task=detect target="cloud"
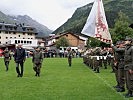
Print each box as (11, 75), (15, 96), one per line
(0, 0), (94, 30)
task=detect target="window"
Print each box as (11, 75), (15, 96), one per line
(27, 41), (29, 44)
(14, 37), (16, 39)
(23, 38), (25, 39)
(5, 31), (8, 34)
(24, 41), (26, 44)
(21, 40), (23, 43)
(10, 37), (12, 39)
(28, 38), (30, 39)
(6, 42), (8, 44)
(6, 37), (8, 39)
(18, 35), (20, 37)
(31, 38), (33, 39)
(23, 33), (25, 35)
(0, 31), (1, 33)
(15, 40), (17, 44)
(9, 32), (11, 34)
(0, 41), (1, 44)
(29, 41), (32, 44)
(13, 32), (16, 34)
(18, 40), (20, 43)
(0, 26), (2, 29)
(0, 36), (1, 39)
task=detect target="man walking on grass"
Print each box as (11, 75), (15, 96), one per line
(14, 44), (26, 77)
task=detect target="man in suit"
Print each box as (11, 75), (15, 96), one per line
(14, 44), (26, 77)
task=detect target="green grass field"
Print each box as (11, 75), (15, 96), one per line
(0, 58), (131, 100)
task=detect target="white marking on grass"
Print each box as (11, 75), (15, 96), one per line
(84, 65), (128, 100)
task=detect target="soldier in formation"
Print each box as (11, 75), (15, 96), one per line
(112, 41), (125, 92)
(124, 37), (133, 98)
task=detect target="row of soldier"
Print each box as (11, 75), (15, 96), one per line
(83, 47), (114, 73)
(83, 37), (133, 98)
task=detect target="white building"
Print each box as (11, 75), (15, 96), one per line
(0, 22), (45, 49)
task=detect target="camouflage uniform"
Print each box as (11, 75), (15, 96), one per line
(32, 48), (43, 77)
(3, 48), (11, 71)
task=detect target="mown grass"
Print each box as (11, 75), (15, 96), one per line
(0, 58), (130, 100)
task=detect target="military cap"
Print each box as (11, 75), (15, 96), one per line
(125, 36), (132, 41)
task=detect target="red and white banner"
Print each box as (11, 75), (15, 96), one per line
(81, 0), (112, 44)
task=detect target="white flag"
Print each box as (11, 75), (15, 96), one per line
(81, 0), (112, 43)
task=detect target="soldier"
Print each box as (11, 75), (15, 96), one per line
(3, 47), (11, 71)
(67, 47), (73, 66)
(32, 46), (43, 77)
(14, 44), (26, 77)
(93, 47), (101, 73)
(124, 37), (133, 98)
(101, 47), (108, 69)
(112, 41), (121, 89)
(112, 41), (125, 92)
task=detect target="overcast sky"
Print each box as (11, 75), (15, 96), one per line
(0, 0), (94, 30)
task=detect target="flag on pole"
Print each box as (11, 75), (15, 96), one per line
(81, 0), (112, 44)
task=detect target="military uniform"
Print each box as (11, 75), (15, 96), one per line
(93, 48), (101, 73)
(3, 48), (11, 71)
(113, 45), (125, 92)
(112, 45), (120, 89)
(124, 38), (133, 97)
(101, 49), (108, 69)
(32, 48), (43, 77)
(67, 49), (73, 66)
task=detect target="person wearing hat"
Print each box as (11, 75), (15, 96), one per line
(14, 44), (26, 77)
(124, 36), (133, 98)
(32, 46), (43, 77)
(112, 41), (125, 92)
(3, 47), (11, 71)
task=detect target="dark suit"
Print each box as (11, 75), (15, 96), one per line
(14, 47), (26, 77)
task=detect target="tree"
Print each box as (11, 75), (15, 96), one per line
(111, 11), (133, 44)
(55, 37), (69, 49)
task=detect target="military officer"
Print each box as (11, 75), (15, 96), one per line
(3, 47), (11, 71)
(32, 46), (43, 77)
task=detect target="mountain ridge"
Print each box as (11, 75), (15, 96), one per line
(0, 11), (52, 37)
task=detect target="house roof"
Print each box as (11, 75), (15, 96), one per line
(0, 22), (38, 34)
(48, 32), (85, 41)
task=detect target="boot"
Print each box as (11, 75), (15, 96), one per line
(117, 87), (125, 92)
(125, 90), (133, 98)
